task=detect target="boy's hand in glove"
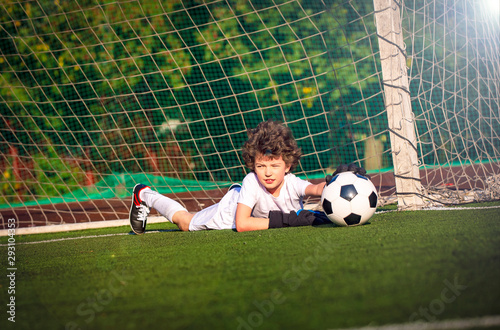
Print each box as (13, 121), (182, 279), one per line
(325, 163), (370, 186)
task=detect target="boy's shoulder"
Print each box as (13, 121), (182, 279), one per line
(241, 172), (257, 185)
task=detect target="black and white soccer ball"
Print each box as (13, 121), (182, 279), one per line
(321, 171), (378, 226)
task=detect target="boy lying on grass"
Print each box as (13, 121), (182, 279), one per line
(129, 120), (367, 234)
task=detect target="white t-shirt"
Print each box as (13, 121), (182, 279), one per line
(237, 172), (312, 218)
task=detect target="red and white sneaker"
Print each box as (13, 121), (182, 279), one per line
(129, 183), (150, 235)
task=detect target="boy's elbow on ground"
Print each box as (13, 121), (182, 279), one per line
(235, 221), (249, 232)
(235, 219), (256, 232)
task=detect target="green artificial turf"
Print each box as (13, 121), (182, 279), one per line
(1, 204), (500, 330)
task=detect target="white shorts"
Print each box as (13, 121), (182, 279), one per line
(188, 185), (241, 231)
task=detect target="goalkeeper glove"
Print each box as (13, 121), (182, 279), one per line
(325, 163), (370, 186)
(268, 210), (330, 229)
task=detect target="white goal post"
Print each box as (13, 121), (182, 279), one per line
(373, 0), (424, 210)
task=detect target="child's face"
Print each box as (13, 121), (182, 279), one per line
(254, 153), (291, 197)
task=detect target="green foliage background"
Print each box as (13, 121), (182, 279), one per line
(0, 0), (386, 204)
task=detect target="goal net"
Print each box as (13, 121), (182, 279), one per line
(1, 0), (499, 229)
(404, 0), (500, 205)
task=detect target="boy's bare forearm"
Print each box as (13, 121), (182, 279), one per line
(235, 203), (270, 232)
(305, 182), (326, 197)
(235, 216), (270, 232)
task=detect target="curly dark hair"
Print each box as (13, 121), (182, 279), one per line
(242, 120), (302, 172)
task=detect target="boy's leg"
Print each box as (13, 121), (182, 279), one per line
(129, 184), (192, 233)
(171, 211), (193, 232)
(130, 183), (240, 233)
(188, 184), (240, 231)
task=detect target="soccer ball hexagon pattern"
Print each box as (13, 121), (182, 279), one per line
(321, 171), (378, 226)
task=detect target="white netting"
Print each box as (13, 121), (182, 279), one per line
(0, 0), (498, 228)
(403, 0), (500, 205)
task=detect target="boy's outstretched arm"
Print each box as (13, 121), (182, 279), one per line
(235, 203), (270, 232)
(235, 195), (330, 232)
(305, 182), (326, 197)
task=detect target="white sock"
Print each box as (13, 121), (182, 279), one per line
(139, 188), (187, 223)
